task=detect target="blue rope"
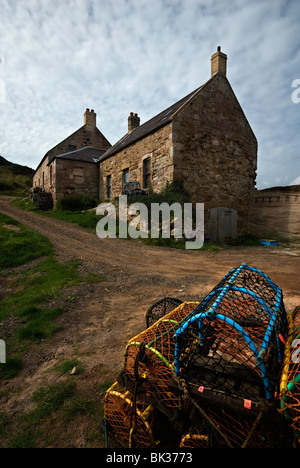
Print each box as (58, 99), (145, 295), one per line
(173, 263), (284, 401)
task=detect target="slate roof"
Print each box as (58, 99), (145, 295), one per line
(54, 147), (106, 164)
(99, 84), (204, 162)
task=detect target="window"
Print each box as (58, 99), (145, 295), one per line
(42, 172), (45, 188)
(143, 158), (151, 188)
(73, 167), (84, 184)
(50, 165), (53, 186)
(107, 175), (112, 198)
(68, 144), (77, 152)
(123, 168), (129, 186)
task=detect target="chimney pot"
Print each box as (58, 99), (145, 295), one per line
(84, 108), (97, 127)
(128, 112), (140, 133)
(211, 47), (227, 77)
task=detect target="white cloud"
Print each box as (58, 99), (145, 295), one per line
(290, 176), (300, 186)
(0, 0), (299, 190)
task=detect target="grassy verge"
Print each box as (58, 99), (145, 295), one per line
(13, 197), (100, 230)
(13, 186), (223, 251)
(0, 212), (110, 447)
(1, 377), (114, 448)
(0, 212), (105, 379)
(0, 212), (53, 269)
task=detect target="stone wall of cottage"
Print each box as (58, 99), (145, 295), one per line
(249, 186), (300, 241)
(33, 158), (99, 202)
(46, 126), (111, 163)
(99, 123), (173, 200)
(33, 125), (110, 191)
(172, 73), (257, 235)
(33, 157), (55, 198)
(55, 159), (99, 201)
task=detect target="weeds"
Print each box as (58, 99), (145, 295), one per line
(0, 211), (110, 447)
(3, 379), (106, 448)
(13, 198), (100, 230)
(0, 214), (105, 380)
(8, 381), (76, 448)
(0, 213), (53, 269)
(51, 359), (83, 375)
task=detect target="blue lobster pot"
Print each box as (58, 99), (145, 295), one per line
(174, 263), (287, 411)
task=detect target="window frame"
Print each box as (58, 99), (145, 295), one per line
(143, 157), (151, 189)
(123, 168), (129, 186)
(106, 175), (112, 198)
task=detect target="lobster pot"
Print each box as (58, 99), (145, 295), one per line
(174, 264), (287, 411)
(146, 297), (183, 328)
(199, 406), (268, 448)
(122, 302), (200, 410)
(32, 191), (53, 210)
(280, 306), (300, 438)
(104, 382), (156, 448)
(180, 406), (267, 448)
(180, 426), (209, 448)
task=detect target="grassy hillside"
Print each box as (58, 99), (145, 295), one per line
(0, 156), (34, 195)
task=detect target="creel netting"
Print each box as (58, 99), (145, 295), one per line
(174, 263), (287, 409)
(120, 301), (200, 410)
(280, 305), (300, 438)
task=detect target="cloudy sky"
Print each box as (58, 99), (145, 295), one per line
(0, 0), (299, 189)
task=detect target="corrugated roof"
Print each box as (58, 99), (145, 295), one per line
(99, 85), (203, 161)
(54, 147), (106, 164)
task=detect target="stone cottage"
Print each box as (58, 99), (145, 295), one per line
(33, 108), (111, 200)
(99, 48), (257, 241)
(33, 48), (258, 241)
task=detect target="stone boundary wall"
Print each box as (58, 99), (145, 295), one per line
(249, 185), (300, 241)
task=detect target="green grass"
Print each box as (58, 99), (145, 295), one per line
(0, 213), (105, 380)
(0, 357), (23, 379)
(0, 210), (109, 447)
(0, 254), (103, 379)
(14, 198), (100, 230)
(0, 213), (53, 270)
(8, 381), (76, 448)
(0, 156), (33, 197)
(0, 412), (9, 437)
(229, 233), (260, 246)
(0, 257), (81, 322)
(14, 181), (191, 235)
(13, 183), (223, 251)
(4, 379), (105, 448)
(51, 359), (83, 375)
(141, 236), (223, 251)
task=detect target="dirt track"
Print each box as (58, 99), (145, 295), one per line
(0, 196), (299, 446)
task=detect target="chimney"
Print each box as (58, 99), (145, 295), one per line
(211, 46), (227, 77)
(128, 112), (140, 133)
(84, 108), (97, 127)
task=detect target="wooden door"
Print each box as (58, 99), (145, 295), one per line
(207, 207), (237, 243)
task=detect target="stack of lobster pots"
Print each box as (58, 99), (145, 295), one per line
(104, 264), (299, 448)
